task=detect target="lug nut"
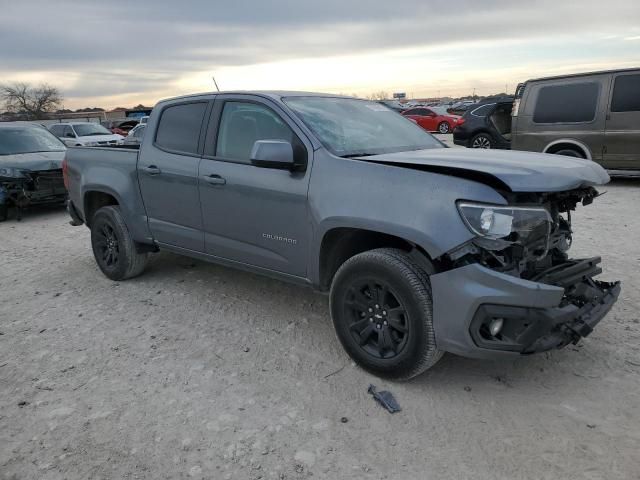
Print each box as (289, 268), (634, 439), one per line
(368, 307), (373, 312)
(383, 321), (388, 325)
(376, 324), (381, 329)
(369, 318), (374, 322)
(382, 310), (387, 316)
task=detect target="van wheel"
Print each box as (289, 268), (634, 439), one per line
(91, 206), (148, 281)
(471, 133), (493, 149)
(330, 248), (443, 380)
(554, 148), (585, 159)
(438, 122), (450, 134)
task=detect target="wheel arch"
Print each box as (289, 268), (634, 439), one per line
(83, 189), (120, 227)
(317, 226), (436, 292)
(543, 139), (592, 160)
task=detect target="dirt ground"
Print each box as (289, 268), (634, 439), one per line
(1, 178), (639, 480)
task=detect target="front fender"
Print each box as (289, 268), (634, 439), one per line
(307, 149), (507, 286)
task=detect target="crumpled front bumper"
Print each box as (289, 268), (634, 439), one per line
(430, 257), (620, 359)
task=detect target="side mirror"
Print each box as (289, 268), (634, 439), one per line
(65, 132), (75, 138)
(250, 140), (295, 170)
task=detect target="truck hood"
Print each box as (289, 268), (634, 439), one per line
(359, 148), (610, 192)
(0, 150), (65, 171)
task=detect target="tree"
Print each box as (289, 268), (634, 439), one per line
(0, 82), (63, 119)
(367, 90), (390, 101)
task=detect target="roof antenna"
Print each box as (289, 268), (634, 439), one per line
(212, 76), (220, 92)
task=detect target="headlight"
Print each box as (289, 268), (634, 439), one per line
(457, 202), (552, 252)
(85, 141), (99, 146)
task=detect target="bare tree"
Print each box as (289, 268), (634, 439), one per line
(367, 90), (390, 101)
(0, 82), (63, 119)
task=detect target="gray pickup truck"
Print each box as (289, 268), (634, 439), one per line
(65, 92), (620, 379)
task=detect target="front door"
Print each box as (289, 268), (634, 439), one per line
(137, 100), (209, 251)
(604, 72), (640, 169)
(198, 95), (312, 277)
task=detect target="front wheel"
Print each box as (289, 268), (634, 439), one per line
(330, 248), (443, 380)
(438, 121), (450, 134)
(91, 205), (148, 281)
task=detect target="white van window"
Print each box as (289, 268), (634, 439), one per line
(533, 83), (599, 123)
(611, 74), (640, 112)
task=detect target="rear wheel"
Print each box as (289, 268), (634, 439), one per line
(470, 133), (493, 149)
(554, 148), (585, 159)
(330, 248), (442, 380)
(438, 122), (450, 134)
(91, 206), (148, 281)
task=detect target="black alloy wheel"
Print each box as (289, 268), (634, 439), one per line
(344, 278), (410, 359)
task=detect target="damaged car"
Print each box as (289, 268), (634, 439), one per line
(64, 92), (620, 379)
(0, 123), (67, 221)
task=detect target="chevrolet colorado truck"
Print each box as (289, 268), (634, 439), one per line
(64, 92), (621, 379)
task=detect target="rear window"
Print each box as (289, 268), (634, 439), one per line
(155, 102), (207, 154)
(533, 82), (600, 123)
(470, 104), (495, 117)
(611, 74), (640, 112)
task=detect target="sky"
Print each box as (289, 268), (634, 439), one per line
(1, 0), (639, 110)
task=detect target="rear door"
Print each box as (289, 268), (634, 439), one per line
(197, 94), (312, 277)
(604, 72), (640, 169)
(137, 100), (211, 251)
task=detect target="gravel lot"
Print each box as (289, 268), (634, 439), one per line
(1, 175), (639, 480)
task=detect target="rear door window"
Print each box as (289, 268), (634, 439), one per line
(155, 102), (207, 154)
(611, 74), (640, 112)
(533, 82), (600, 123)
(470, 104), (495, 117)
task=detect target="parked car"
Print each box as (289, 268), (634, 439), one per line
(0, 123), (67, 221)
(447, 100), (477, 116)
(49, 122), (124, 147)
(376, 100), (406, 113)
(511, 68), (640, 171)
(101, 119), (139, 136)
(123, 124), (146, 146)
(402, 106), (461, 133)
(453, 96), (514, 149)
(65, 92), (619, 380)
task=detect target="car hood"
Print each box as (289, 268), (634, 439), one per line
(0, 150), (65, 171)
(358, 148), (610, 192)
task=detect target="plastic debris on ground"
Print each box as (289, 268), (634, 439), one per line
(368, 384), (401, 413)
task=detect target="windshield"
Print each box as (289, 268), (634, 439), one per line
(73, 123), (113, 137)
(0, 125), (66, 155)
(284, 97), (443, 157)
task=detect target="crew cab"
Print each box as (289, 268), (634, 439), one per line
(64, 91), (620, 379)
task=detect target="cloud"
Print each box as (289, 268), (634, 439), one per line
(1, 0), (639, 107)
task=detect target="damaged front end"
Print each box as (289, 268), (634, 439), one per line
(431, 187), (621, 357)
(0, 167), (67, 221)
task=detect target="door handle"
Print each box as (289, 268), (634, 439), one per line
(144, 165), (161, 175)
(202, 174), (226, 186)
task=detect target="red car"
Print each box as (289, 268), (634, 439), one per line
(402, 106), (461, 134)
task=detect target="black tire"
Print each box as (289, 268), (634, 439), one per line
(330, 248), (443, 380)
(437, 122), (450, 134)
(554, 148), (585, 159)
(470, 133), (493, 149)
(90, 205), (148, 281)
